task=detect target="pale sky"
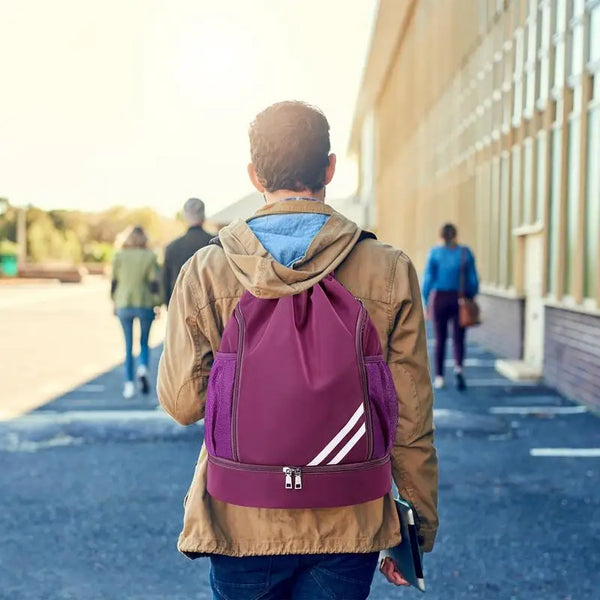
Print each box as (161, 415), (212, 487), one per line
(0, 0), (377, 218)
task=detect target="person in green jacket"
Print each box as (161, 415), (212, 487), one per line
(111, 225), (161, 399)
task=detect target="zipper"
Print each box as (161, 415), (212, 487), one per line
(282, 467), (302, 489)
(283, 467), (293, 489)
(356, 306), (373, 459)
(231, 305), (245, 461)
(209, 455), (390, 490)
(294, 467), (302, 489)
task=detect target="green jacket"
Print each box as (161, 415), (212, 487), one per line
(111, 248), (161, 309)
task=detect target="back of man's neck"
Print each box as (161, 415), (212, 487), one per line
(265, 189), (325, 204)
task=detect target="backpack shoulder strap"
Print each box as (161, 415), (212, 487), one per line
(356, 230), (377, 244)
(209, 236), (223, 248)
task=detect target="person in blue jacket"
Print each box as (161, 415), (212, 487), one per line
(422, 223), (479, 390)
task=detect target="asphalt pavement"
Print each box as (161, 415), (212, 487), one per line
(1, 327), (599, 599)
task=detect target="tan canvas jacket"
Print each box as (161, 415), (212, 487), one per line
(157, 200), (439, 557)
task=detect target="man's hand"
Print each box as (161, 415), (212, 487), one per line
(379, 556), (410, 587)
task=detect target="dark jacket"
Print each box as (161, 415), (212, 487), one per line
(163, 225), (212, 305)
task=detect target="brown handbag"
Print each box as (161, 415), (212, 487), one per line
(458, 247), (481, 328)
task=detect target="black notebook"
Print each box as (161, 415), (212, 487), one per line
(382, 497), (426, 592)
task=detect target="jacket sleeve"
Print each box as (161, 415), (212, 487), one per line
(157, 263), (213, 425)
(421, 248), (436, 305)
(110, 253), (119, 300)
(387, 252), (439, 552)
(147, 253), (162, 307)
(162, 247), (173, 307)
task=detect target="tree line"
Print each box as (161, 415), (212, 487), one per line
(0, 198), (185, 264)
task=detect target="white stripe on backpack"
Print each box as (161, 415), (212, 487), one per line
(327, 423), (367, 465)
(307, 404), (365, 466)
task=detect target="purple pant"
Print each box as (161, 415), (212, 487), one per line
(431, 290), (466, 377)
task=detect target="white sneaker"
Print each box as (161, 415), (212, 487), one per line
(137, 365), (150, 395)
(433, 376), (445, 389)
(123, 381), (136, 399)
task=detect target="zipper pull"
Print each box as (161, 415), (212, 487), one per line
(294, 468), (302, 490)
(283, 467), (293, 489)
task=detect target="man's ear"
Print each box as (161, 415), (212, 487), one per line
(248, 163), (266, 193)
(324, 154), (336, 186)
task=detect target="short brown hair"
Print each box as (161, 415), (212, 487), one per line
(248, 101), (331, 193)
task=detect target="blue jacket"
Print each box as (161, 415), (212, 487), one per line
(422, 245), (479, 305)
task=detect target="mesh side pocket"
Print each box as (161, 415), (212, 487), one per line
(366, 360), (399, 456)
(205, 355), (236, 460)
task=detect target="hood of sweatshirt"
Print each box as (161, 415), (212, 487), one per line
(216, 200), (361, 298)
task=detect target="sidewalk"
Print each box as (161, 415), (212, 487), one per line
(0, 335), (598, 599)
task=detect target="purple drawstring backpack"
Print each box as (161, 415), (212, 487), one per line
(204, 233), (398, 509)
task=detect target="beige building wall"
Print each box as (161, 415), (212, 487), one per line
(351, 0), (600, 403)
(352, 0), (600, 310)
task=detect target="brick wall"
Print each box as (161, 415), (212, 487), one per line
(470, 293), (525, 359)
(544, 307), (600, 409)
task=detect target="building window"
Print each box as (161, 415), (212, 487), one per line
(547, 127), (562, 295)
(567, 0), (585, 81)
(522, 138), (534, 224)
(491, 158), (501, 285)
(480, 0), (489, 34)
(568, 22), (584, 78)
(537, 54), (550, 105)
(584, 106), (600, 299)
(555, 0), (567, 34)
(554, 38), (566, 90)
(526, 12), (537, 65)
(589, 1), (600, 65)
(513, 28), (525, 124)
(552, 0), (568, 91)
(508, 146), (520, 286)
(536, 1), (552, 107)
(535, 130), (547, 223)
(478, 161), (493, 283)
(499, 154), (511, 287)
(540, 2), (552, 50)
(584, 2), (600, 301)
(524, 9), (537, 116)
(564, 116), (581, 296)
(513, 79), (524, 122)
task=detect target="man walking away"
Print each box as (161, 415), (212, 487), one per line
(162, 198), (212, 306)
(158, 101), (438, 599)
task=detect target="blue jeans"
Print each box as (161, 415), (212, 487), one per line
(209, 552), (379, 600)
(116, 307), (155, 382)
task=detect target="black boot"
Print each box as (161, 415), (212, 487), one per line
(454, 371), (466, 391)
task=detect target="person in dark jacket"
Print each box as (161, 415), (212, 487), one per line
(422, 223), (479, 391)
(163, 198), (212, 306)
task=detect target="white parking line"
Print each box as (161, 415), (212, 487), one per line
(490, 405), (587, 415)
(79, 384), (105, 393)
(530, 448), (600, 457)
(465, 378), (537, 387)
(444, 359), (496, 367)
(2, 410), (175, 425)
